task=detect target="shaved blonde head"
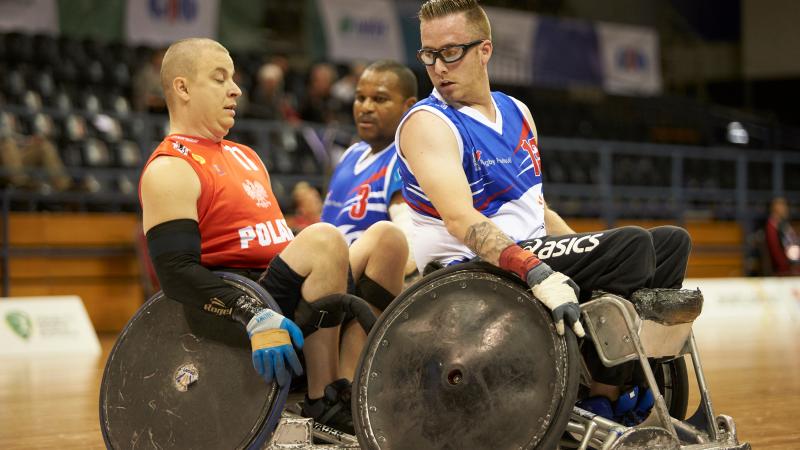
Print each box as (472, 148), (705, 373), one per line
(160, 38), (229, 105)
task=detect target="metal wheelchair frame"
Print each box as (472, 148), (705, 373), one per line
(561, 293), (750, 450)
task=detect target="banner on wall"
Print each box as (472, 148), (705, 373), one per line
(484, 7), (538, 85)
(125, 0), (219, 46)
(532, 17), (603, 89)
(0, 296), (101, 356)
(597, 22), (662, 95)
(685, 277), (800, 345)
(0, 0), (58, 34)
(685, 276), (800, 313)
(317, 0), (404, 63)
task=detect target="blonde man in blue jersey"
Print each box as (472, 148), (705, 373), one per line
(397, 0), (692, 424)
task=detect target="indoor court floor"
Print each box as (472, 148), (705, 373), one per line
(1, 284), (799, 449)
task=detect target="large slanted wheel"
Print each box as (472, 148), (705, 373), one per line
(652, 357), (689, 420)
(353, 262), (581, 450)
(100, 272), (288, 450)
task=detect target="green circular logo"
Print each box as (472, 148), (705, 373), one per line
(5, 311), (32, 340)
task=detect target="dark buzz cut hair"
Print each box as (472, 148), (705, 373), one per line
(364, 60), (418, 100)
(418, 0), (491, 40)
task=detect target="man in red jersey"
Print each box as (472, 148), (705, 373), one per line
(139, 38), (407, 434)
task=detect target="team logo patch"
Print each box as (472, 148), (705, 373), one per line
(191, 153), (206, 165)
(172, 141), (189, 155)
(203, 298), (232, 316)
(472, 149), (482, 171)
(173, 363), (199, 392)
(522, 233), (604, 259)
(5, 310), (32, 340)
(242, 180), (272, 208)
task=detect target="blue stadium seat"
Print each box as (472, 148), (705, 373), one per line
(114, 140), (143, 168)
(82, 137), (112, 167)
(3, 68), (26, 102)
(31, 112), (58, 140)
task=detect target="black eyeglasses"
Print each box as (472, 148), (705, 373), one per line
(416, 39), (485, 66)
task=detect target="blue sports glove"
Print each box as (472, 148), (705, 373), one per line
(246, 308), (305, 387)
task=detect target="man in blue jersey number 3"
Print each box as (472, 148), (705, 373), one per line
(321, 60), (419, 378)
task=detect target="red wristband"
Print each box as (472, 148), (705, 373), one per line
(498, 244), (541, 280)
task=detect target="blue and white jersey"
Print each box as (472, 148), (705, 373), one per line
(321, 141), (403, 245)
(396, 89), (547, 270)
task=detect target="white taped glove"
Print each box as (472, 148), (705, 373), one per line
(526, 263), (585, 337)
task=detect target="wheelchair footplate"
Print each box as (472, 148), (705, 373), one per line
(266, 407), (360, 449)
(571, 290), (751, 450)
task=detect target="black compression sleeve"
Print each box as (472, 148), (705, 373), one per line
(146, 219), (261, 324)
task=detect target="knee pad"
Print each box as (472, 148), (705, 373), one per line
(294, 293), (377, 337)
(356, 274), (396, 311)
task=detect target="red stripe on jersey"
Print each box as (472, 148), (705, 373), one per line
(409, 200), (441, 219)
(475, 184), (514, 211)
(513, 119), (533, 154)
(349, 166), (388, 194)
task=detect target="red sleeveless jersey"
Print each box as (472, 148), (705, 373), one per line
(141, 134), (293, 269)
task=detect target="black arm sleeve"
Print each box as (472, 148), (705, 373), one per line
(145, 219), (262, 325)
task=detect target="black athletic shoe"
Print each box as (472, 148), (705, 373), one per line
(301, 378), (354, 435)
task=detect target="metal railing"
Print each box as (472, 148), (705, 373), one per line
(3, 114), (800, 296)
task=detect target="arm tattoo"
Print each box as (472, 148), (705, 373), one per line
(464, 221), (515, 265)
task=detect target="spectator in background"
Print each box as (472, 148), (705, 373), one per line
(248, 63), (299, 123)
(0, 111), (71, 192)
(299, 63), (343, 124)
(132, 48), (167, 113)
(289, 181), (322, 232)
(765, 197), (800, 275)
(330, 61), (366, 121)
(270, 53), (305, 101)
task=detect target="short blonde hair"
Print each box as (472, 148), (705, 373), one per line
(418, 0), (491, 40)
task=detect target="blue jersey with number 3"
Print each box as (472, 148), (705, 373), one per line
(321, 142), (403, 245)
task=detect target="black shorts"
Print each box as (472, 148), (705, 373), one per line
(213, 257), (305, 321)
(257, 256), (306, 320)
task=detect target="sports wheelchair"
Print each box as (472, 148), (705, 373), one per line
(353, 262), (750, 450)
(99, 264), (749, 449)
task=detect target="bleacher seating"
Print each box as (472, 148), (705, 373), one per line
(1, 32), (352, 214)
(1, 30), (799, 236)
